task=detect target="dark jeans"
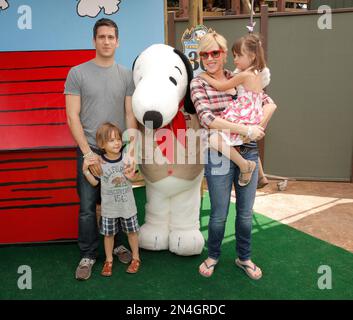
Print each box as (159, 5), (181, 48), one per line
(205, 146), (259, 261)
(76, 148), (123, 259)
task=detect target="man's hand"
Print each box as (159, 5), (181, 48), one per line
(82, 157), (95, 171)
(86, 153), (103, 177)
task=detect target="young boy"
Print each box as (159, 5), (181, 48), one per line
(83, 122), (141, 276)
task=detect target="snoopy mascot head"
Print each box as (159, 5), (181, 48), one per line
(131, 44), (205, 256)
(132, 44), (195, 130)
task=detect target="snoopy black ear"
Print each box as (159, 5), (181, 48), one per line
(173, 48), (196, 114)
(132, 55), (139, 71)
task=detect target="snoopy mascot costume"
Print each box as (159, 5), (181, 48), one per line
(132, 44), (205, 256)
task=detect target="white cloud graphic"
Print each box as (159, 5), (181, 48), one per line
(0, 0), (9, 11)
(77, 0), (121, 17)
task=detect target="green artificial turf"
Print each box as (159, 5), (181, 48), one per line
(1, 186), (352, 300)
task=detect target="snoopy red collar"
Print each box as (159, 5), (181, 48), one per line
(155, 99), (187, 163)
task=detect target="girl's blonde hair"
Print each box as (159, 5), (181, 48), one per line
(232, 33), (266, 71)
(96, 122), (122, 150)
(198, 31), (228, 54)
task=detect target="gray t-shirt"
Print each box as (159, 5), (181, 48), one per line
(64, 60), (134, 148)
(98, 153), (137, 219)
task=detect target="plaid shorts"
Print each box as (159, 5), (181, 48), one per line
(100, 215), (140, 236)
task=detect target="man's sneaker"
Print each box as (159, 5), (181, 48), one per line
(113, 245), (132, 264)
(75, 258), (96, 280)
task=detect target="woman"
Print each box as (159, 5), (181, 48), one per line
(190, 31), (276, 280)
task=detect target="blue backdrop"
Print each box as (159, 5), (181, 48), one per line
(0, 0), (165, 68)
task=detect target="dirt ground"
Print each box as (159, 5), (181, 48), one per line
(250, 180), (353, 253)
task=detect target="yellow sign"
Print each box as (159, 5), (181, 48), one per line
(181, 24), (213, 77)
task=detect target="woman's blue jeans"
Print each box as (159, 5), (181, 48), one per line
(205, 146), (258, 261)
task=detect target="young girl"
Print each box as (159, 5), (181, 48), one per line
(83, 122), (141, 276)
(200, 33), (275, 186)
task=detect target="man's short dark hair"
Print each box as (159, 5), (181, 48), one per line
(93, 18), (119, 39)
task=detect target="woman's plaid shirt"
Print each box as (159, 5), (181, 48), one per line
(190, 69), (274, 130)
(190, 69), (235, 130)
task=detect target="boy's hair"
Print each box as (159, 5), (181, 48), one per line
(96, 122), (122, 150)
(198, 31), (228, 54)
(93, 18), (119, 39)
(232, 33), (266, 71)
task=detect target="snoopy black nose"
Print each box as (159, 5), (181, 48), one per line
(143, 111), (163, 129)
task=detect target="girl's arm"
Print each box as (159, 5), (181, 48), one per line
(82, 158), (99, 187)
(199, 71), (248, 91)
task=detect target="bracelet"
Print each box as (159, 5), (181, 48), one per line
(246, 126), (253, 140)
(83, 169), (91, 176)
(83, 151), (94, 159)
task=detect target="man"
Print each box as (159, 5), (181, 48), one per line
(65, 18), (137, 280)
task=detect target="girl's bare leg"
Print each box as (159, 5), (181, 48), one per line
(209, 133), (256, 186)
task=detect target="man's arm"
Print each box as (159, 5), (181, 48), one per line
(65, 94), (91, 155)
(65, 94), (102, 176)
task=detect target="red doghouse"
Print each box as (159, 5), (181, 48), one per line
(0, 50), (94, 244)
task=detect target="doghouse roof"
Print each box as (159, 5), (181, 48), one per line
(0, 50), (95, 151)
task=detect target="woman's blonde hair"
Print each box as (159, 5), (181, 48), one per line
(198, 31), (228, 54)
(96, 122), (122, 150)
(232, 33), (266, 71)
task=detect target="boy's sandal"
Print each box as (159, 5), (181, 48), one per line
(199, 259), (218, 278)
(235, 258), (262, 280)
(257, 176), (269, 189)
(238, 160), (256, 187)
(126, 259), (141, 274)
(101, 261), (113, 277)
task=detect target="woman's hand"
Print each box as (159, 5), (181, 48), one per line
(247, 125), (265, 141)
